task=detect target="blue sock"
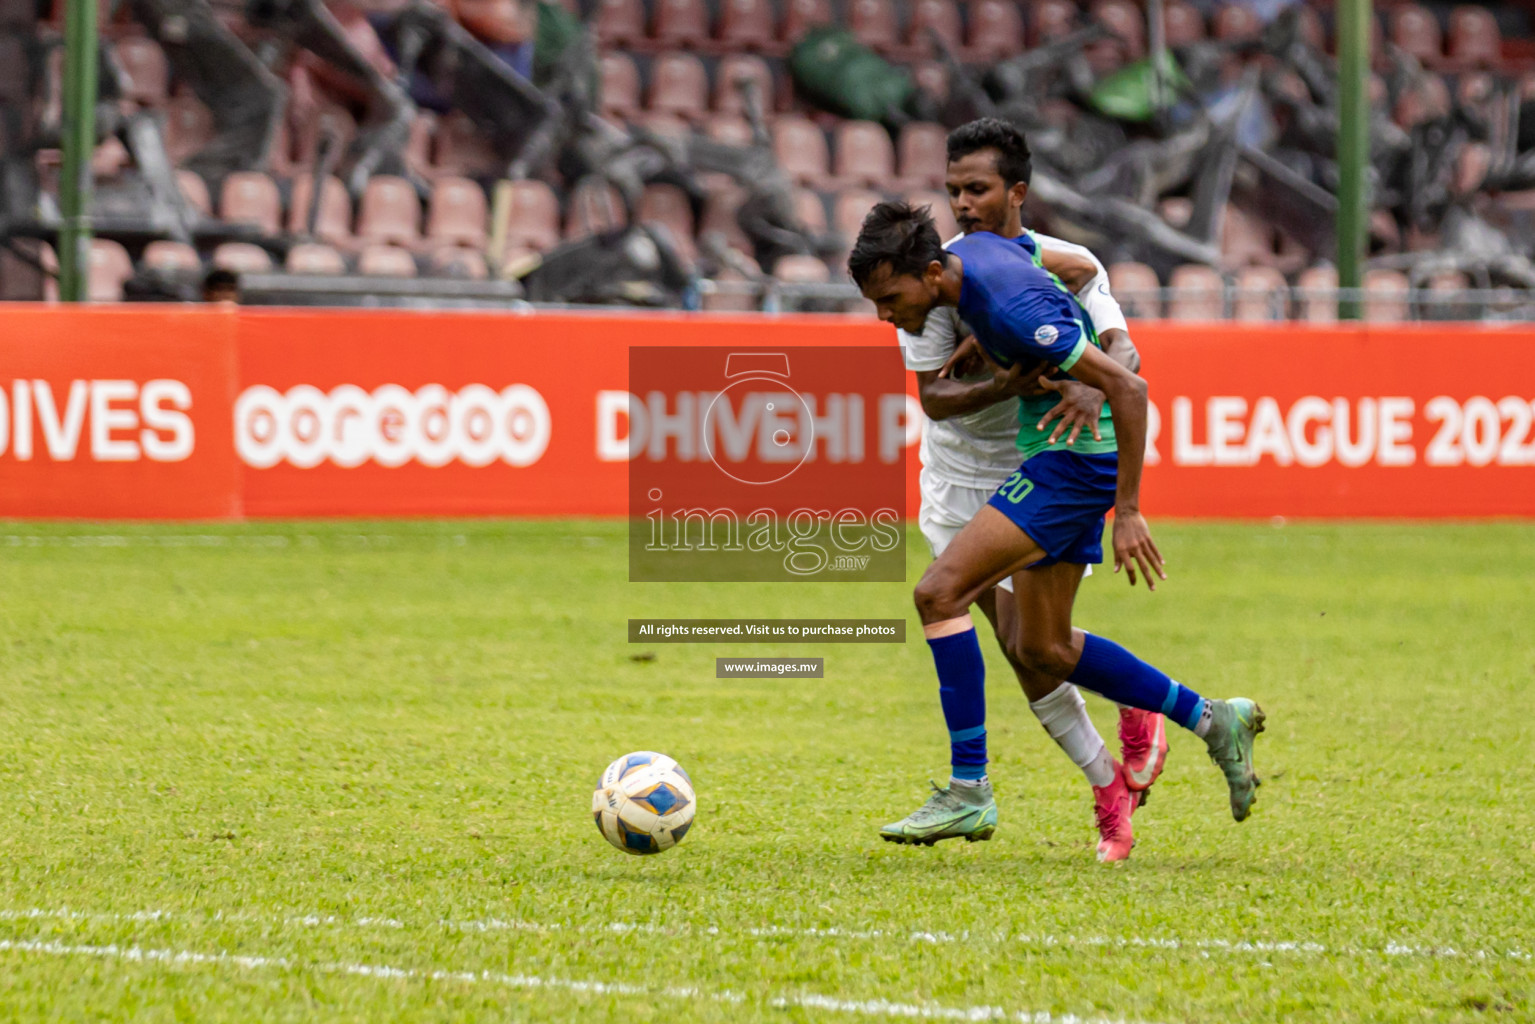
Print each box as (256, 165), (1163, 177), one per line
(1068, 633), (1207, 732)
(926, 626), (987, 780)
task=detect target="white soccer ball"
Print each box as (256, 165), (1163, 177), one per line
(592, 751), (696, 855)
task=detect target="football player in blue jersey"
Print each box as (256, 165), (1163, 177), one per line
(851, 200), (1266, 857)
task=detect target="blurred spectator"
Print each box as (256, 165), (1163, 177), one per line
(202, 268), (240, 303)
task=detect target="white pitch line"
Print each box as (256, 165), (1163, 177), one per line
(2, 906), (1528, 965)
(0, 935), (1167, 1024)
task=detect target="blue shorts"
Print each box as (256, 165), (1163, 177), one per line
(986, 450), (1118, 567)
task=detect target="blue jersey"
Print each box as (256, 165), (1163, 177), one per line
(949, 231), (1114, 459)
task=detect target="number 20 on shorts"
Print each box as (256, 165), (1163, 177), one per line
(998, 472), (1035, 504)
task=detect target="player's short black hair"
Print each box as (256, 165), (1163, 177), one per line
(202, 268), (239, 292)
(946, 118), (1033, 188)
(847, 200), (945, 288)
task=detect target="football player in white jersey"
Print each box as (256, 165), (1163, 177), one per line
(891, 119), (1168, 861)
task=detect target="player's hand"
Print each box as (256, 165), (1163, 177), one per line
(938, 335), (985, 379)
(1034, 379), (1106, 446)
(1112, 508), (1166, 591)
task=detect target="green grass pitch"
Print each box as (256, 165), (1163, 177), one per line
(0, 519), (1531, 1023)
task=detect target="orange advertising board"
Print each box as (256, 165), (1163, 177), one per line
(1, 305), (1532, 520)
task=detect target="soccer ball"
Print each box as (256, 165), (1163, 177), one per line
(592, 751), (696, 855)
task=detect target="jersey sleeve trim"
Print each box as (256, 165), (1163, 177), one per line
(1056, 335), (1089, 373)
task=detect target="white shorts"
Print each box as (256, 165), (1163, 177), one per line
(918, 467), (1091, 594)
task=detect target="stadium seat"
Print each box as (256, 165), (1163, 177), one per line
(1158, 196), (1193, 230)
(714, 54), (775, 115)
(285, 243), (347, 275)
(648, 52), (709, 121)
(162, 94), (215, 167)
(594, 0), (646, 48)
(1089, 0), (1144, 71)
(702, 263), (760, 310)
(1212, 4), (1260, 42)
(176, 170), (211, 217)
(1220, 204), (1277, 268)
(896, 122), (947, 190)
(964, 0), (1024, 61)
(1390, 4), (1442, 65)
(1418, 269), (1471, 320)
(704, 113), (756, 146)
(1166, 264), (1225, 320)
(288, 174), (355, 248)
(141, 240), (201, 273)
(427, 177), (488, 250)
(502, 180), (562, 253)
(1364, 268), (1410, 322)
(699, 185), (755, 256)
(432, 112), (500, 179)
(1295, 264), (1338, 323)
(1231, 266), (1288, 321)
(564, 179), (627, 240)
(832, 188), (883, 245)
(113, 36), (169, 108)
(651, 0), (711, 50)
(792, 188), (829, 235)
(638, 183), (698, 261)
(356, 175), (422, 249)
(772, 115), (831, 187)
(429, 246), (489, 279)
(600, 53), (642, 121)
(911, 61), (949, 103)
(1029, 0), (1077, 42)
(403, 112), (435, 182)
(357, 244), (418, 277)
(1393, 75), (1451, 129)
(219, 172), (283, 236)
(906, 0), (963, 56)
(780, 0), (833, 44)
(1456, 142), (1491, 194)
(848, 0), (900, 53)
(1107, 261), (1162, 319)
(904, 189), (957, 239)
(212, 242), (274, 273)
(833, 120), (895, 189)
(773, 253), (830, 281)
(716, 0), (778, 52)
(1448, 6), (1501, 68)
(1162, 1), (1205, 47)
(86, 240), (134, 302)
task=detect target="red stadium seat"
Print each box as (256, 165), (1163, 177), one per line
(651, 0), (711, 50)
(792, 188), (828, 235)
(432, 112), (500, 179)
(906, 0), (962, 56)
(648, 52), (709, 120)
(714, 54), (775, 115)
(1448, 6), (1500, 68)
(1231, 266), (1288, 321)
(911, 61), (949, 103)
(702, 262), (760, 310)
(564, 179), (627, 240)
(113, 36), (169, 107)
(904, 189), (957, 240)
(1162, 0), (1205, 47)
(1107, 261), (1162, 319)
(1393, 75), (1451, 129)
(356, 174), (422, 249)
(848, 0), (899, 53)
(429, 246), (489, 279)
(832, 188), (883, 241)
(964, 0), (1024, 61)
(717, 0), (777, 52)
(638, 183), (698, 262)
(1295, 264), (1338, 323)
(1090, 0), (1145, 71)
(1029, 0), (1077, 42)
(1220, 204), (1277, 269)
(176, 170), (211, 217)
(162, 94), (215, 167)
(1364, 268), (1410, 322)
(700, 184), (754, 255)
(212, 242), (274, 273)
(285, 243), (347, 274)
(357, 244), (418, 277)
(772, 253), (829, 281)
(502, 180), (561, 253)
(1212, 4), (1260, 42)
(427, 177), (488, 250)
(1390, 4), (1442, 65)
(772, 115), (831, 187)
(594, 0), (646, 48)
(87, 240), (134, 302)
(703, 113), (755, 146)
(896, 122), (947, 190)
(833, 120), (895, 188)
(780, 0), (833, 44)
(1166, 264), (1225, 320)
(600, 52), (642, 121)
(288, 175), (354, 248)
(141, 240), (201, 273)
(219, 172), (282, 236)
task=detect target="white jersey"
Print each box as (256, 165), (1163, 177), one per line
(899, 230), (1129, 489)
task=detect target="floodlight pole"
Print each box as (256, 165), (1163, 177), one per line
(1336, 0), (1371, 320)
(59, 0), (100, 303)
(1146, 0), (1167, 114)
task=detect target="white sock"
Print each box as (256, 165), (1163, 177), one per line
(1192, 699), (1215, 738)
(949, 775), (988, 788)
(1030, 682), (1115, 789)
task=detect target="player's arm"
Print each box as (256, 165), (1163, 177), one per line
(1055, 343), (1164, 589)
(1032, 259), (1139, 444)
(909, 314), (1018, 421)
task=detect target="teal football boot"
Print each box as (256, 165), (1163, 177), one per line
(1203, 698), (1266, 822)
(879, 779), (997, 845)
